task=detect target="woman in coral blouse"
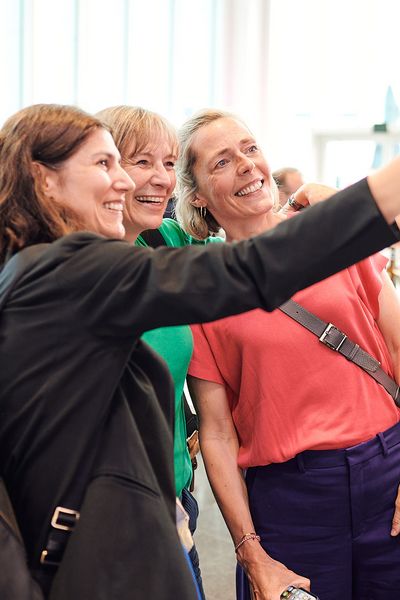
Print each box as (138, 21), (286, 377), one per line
(175, 109), (400, 600)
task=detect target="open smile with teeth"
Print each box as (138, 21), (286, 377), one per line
(235, 179), (264, 197)
(104, 201), (124, 212)
(136, 196), (165, 204)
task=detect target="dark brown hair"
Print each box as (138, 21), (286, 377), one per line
(0, 103), (105, 262)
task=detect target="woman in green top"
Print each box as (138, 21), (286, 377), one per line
(96, 105), (217, 598)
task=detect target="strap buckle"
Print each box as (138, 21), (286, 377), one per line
(40, 548), (61, 567)
(319, 323), (347, 351)
(39, 507), (80, 567)
(395, 386), (400, 407)
(50, 506), (80, 531)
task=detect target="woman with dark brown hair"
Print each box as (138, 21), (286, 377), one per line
(0, 103), (399, 600)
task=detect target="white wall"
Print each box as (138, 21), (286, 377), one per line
(1, 0), (400, 181)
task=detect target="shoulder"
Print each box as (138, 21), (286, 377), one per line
(203, 234), (225, 245)
(159, 219), (225, 246)
(44, 232), (142, 285)
(50, 232), (131, 262)
(10, 232), (107, 275)
(158, 219), (191, 247)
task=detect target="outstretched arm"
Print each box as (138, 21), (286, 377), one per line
(281, 155), (400, 226)
(368, 157), (400, 224)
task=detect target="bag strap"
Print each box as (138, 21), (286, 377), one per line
(183, 391), (198, 438)
(139, 228), (166, 248)
(279, 298), (400, 405)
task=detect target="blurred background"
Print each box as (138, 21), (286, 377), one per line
(2, 0), (400, 188)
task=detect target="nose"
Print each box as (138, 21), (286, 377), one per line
(151, 163), (172, 188)
(115, 164), (135, 193)
(237, 154), (255, 175)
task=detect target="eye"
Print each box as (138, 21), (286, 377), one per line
(247, 144), (258, 153)
(165, 160), (176, 169)
(98, 158), (109, 168)
(215, 158), (228, 169)
(135, 159), (149, 166)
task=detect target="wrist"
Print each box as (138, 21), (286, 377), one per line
(236, 539), (274, 572)
(234, 532), (261, 553)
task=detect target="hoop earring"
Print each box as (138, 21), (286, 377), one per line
(199, 206), (207, 219)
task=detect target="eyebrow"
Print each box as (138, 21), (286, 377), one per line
(92, 151), (122, 162)
(208, 137), (256, 165)
(128, 151), (178, 160)
(92, 151), (118, 159)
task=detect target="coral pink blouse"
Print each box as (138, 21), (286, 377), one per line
(189, 254), (400, 468)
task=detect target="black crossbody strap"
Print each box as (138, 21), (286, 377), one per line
(139, 229), (166, 248)
(279, 299), (400, 406)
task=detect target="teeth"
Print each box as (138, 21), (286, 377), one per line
(136, 196), (164, 204)
(236, 180), (263, 197)
(104, 202), (123, 211)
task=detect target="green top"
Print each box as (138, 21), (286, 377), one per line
(136, 219), (221, 496)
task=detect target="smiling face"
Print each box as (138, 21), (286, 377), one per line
(192, 117), (276, 238)
(122, 137), (177, 241)
(42, 128), (134, 239)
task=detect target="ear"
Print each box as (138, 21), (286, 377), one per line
(31, 162), (61, 200)
(191, 194), (207, 208)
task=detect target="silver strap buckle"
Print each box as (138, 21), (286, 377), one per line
(319, 323), (347, 351)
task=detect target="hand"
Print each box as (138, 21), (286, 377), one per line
(237, 541), (310, 600)
(391, 482), (400, 536)
(279, 183), (338, 215)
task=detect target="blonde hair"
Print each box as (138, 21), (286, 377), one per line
(175, 109), (279, 240)
(95, 105), (178, 163)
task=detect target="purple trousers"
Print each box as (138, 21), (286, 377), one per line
(237, 421), (400, 600)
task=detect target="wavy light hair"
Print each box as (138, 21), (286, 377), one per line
(0, 103), (105, 263)
(175, 109), (232, 240)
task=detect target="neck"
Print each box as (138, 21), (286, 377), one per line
(223, 212), (280, 242)
(124, 221), (141, 244)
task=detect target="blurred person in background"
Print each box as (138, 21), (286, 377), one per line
(273, 166), (304, 208)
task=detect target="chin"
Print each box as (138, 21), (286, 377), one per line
(102, 225), (125, 240)
(142, 215), (164, 230)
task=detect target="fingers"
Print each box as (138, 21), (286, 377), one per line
(279, 182), (338, 216)
(292, 576), (311, 592)
(391, 484), (400, 536)
(287, 194), (304, 212)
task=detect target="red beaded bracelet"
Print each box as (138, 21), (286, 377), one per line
(234, 532), (261, 553)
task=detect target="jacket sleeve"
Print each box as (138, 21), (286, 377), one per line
(57, 178), (399, 338)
